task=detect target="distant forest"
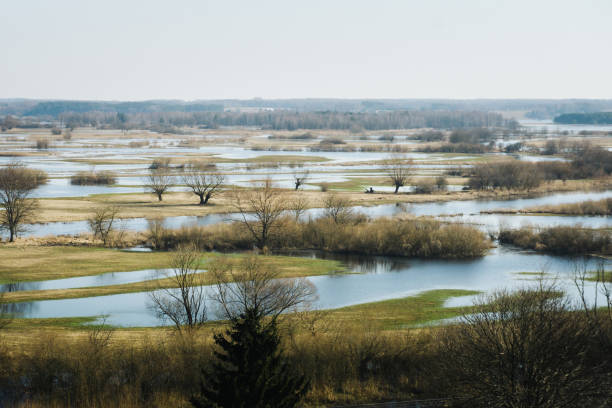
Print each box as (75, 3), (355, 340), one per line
(3, 98), (612, 120)
(554, 112), (612, 125)
(17, 110), (515, 131)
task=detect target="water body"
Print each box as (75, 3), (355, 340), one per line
(0, 269), (173, 292)
(4, 247), (608, 327)
(520, 120), (612, 133)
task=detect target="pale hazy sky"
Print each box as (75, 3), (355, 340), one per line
(1, 0), (611, 100)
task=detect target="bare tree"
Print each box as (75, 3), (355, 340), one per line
(232, 179), (287, 249)
(288, 195), (309, 221)
(182, 167), (225, 205)
(293, 169), (310, 191)
(145, 168), (172, 201)
(87, 205), (121, 246)
(0, 162), (47, 242)
(210, 255), (316, 324)
(441, 284), (608, 407)
(322, 193), (354, 224)
(148, 245), (207, 331)
(383, 155), (413, 194)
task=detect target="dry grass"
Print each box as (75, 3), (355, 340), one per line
(0, 246), (175, 282)
(30, 176), (611, 223)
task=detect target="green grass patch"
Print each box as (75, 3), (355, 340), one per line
(0, 251), (346, 303)
(325, 289), (480, 330)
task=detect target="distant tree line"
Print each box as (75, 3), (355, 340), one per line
(28, 110), (516, 131)
(554, 112), (612, 124)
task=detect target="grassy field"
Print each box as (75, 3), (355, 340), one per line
(1, 289), (477, 346)
(0, 248), (346, 302)
(324, 289), (479, 330)
(0, 246), (176, 282)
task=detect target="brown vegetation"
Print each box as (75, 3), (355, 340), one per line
(70, 170), (117, 185)
(499, 226), (612, 255)
(147, 216), (490, 259)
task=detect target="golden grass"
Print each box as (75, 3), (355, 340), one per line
(0, 248), (345, 302)
(0, 246), (175, 282)
(27, 176), (610, 223)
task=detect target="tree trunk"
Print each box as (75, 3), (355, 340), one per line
(198, 194), (205, 205)
(9, 227), (15, 242)
(157, 193), (163, 201)
(204, 193), (211, 204)
(394, 185), (400, 194)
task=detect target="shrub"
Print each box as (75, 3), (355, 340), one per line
(413, 130), (444, 142)
(468, 161), (542, 191)
(449, 128), (494, 144)
(419, 143), (489, 154)
(148, 217), (490, 259)
(34, 139), (50, 149)
(499, 226), (612, 255)
(70, 171), (117, 185)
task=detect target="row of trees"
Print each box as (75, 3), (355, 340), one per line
(31, 110), (513, 131)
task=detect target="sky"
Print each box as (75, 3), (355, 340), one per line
(1, 0), (611, 100)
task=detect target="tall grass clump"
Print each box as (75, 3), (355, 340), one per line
(526, 198), (612, 216)
(70, 170), (117, 185)
(499, 226), (612, 255)
(147, 217), (490, 259)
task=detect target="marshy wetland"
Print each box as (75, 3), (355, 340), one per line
(1, 119), (611, 406)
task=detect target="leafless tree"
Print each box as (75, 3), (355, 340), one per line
(441, 284), (609, 407)
(182, 167), (225, 205)
(322, 193), (354, 224)
(0, 162), (47, 242)
(383, 155), (413, 194)
(574, 260), (612, 339)
(293, 169), (310, 191)
(87, 205), (121, 246)
(149, 245), (207, 331)
(146, 168), (173, 201)
(288, 195), (309, 221)
(232, 179), (287, 249)
(210, 255), (316, 324)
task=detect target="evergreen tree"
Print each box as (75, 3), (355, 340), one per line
(191, 309), (309, 408)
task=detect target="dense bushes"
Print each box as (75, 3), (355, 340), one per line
(440, 288), (612, 407)
(70, 170), (117, 185)
(571, 145), (612, 177)
(449, 128), (494, 144)
(419, 143), (489, 154)
(499, 226), (612, 255)
(1, 287), (609, 407)
(147, 217), (489, 259)
(468, 161), (542, 191)
(413, 130), (444, 141)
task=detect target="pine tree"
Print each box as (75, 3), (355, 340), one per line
(191, 309), (309, 408)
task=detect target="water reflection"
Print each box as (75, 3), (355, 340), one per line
(5, 190), (611, 239)
(5, 247), (609, 327)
